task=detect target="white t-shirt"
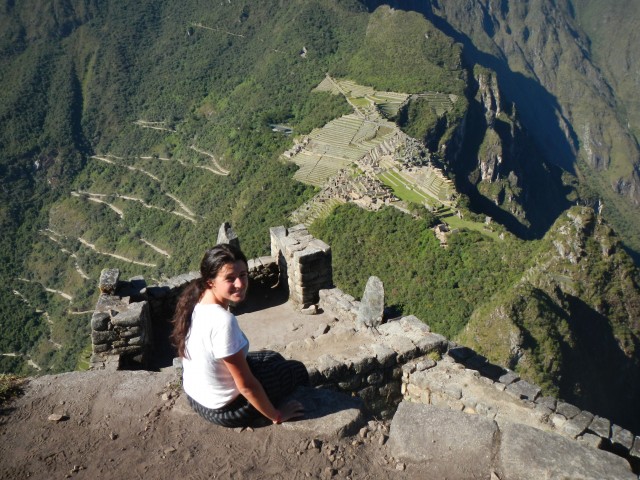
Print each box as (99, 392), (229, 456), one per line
(182, 303), (249, 409)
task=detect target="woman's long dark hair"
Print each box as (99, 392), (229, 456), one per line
(171, 243), (248, 358)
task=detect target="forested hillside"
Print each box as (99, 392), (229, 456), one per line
(1, 0), (639, 431)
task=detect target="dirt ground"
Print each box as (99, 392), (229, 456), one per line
(0, 298), (417, 479)
(0, 369), (415, 480)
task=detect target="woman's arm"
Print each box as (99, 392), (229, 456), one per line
(223, 350), (304, 424)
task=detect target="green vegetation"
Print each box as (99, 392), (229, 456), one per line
(0, 374), (26, 406)
(1, 0), (639, 433)
(310, 203), (531, 337)
(313, 203), (640, 430)
(0, 0), (468, 373)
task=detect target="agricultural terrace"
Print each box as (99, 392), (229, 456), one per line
(378, 165), (455, 208)
(287, 77), (481, 232)
(286, 113), (398, 187)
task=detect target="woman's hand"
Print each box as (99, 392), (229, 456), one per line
(223, 351), (304, 425)
(275, 399), (305, 424)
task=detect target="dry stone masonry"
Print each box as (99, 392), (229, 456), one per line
(88, 225), (640, 477)
(90, 268), (150, 370)
(270, 224), (332, 307)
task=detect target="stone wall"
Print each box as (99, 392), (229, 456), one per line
(399, 345), (640, 461)
(90, 269), (150, 370)
(87, 227), (640, 470)
(279, 304), (448, 419)
(90, 257), (279, 370)
(270, 224), (332, 307)
(313, 283), (640, 468)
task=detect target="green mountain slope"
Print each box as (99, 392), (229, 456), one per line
(413, 0), (640, 255)
(0, 2), (468, 373)
(0, 0), (639, 432)
(457, 206), (640, 429)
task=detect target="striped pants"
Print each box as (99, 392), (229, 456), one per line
(187, 350), (309, 428)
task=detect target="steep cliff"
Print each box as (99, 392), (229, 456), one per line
(361, 0), (640, 253)
(458, 206), (640, 430)
(441, 65), (572, 237)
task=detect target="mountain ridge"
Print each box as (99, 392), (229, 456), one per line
(1, 0), (639, 434)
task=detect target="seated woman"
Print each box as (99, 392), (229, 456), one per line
(171, 244), (308, 427)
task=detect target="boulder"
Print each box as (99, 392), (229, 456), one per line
(281, 386), (365, 438)
(99, 268), (120, 295)
(389, 402), (497, 480)
(498, 421), (635, 480)
(356, 276), (384, 329)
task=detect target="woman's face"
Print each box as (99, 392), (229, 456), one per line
(209, 260), (248, 308)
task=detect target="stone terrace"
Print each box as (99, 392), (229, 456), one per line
(88, 225), (640, 478)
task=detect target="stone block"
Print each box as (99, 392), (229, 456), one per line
(315, 354), (345, 381)
(431, 392), (464, 411)
(289, 233), (313, 244)
(91, 330), (118, 344)
(216, 221), (239, 248)
(408, 370), (433, 391)
(381, 335), (417, 363)
(119, 326), (141, 338)
(356, 276), (384, 329)
(631, 436), (640, 460)
(561, 411), (594, 438)
(347, 352), (376, 375)
(370, 343), (396, 368)
(577, 433), (602, 449)
(299, 268), (328, 283)
(505, 380), (541, 401)
(357, 385), (378, 403)
(91, 312), (110, 331)
(535, 396), (557, 411)
(498, 370), (519, 385)
(111, 345), (143, 355)
(336, 298), (355, 312)
(389, 403), (497, 479)
(287, 224), (307, 234)
(92, 343), (109, 354)
(309, 238), (330, 252)
(498, 421), (635, 480)
(443, 385), (462, 400)
(294, 247), (328, 265)
(318, 288), (337, 301)
(99, 268), (120, 294)
(96, 294), (124, 311)
(587, 415), (610, 438)
(111, 301), (149, 327)
(534, 403), (553, 418)
(550, 413), (567, 429)
(415, 334), (447, 354)
(128, 336), (144, 346)
(415, 358), (436, 371)
(611, 424), (635, 450)
(366, 372), (384, 386)
(556, 401), (580, 419)
(378, 382), (400, 399)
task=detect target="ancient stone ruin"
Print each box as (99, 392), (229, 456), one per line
(88, 223), (640, 478)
